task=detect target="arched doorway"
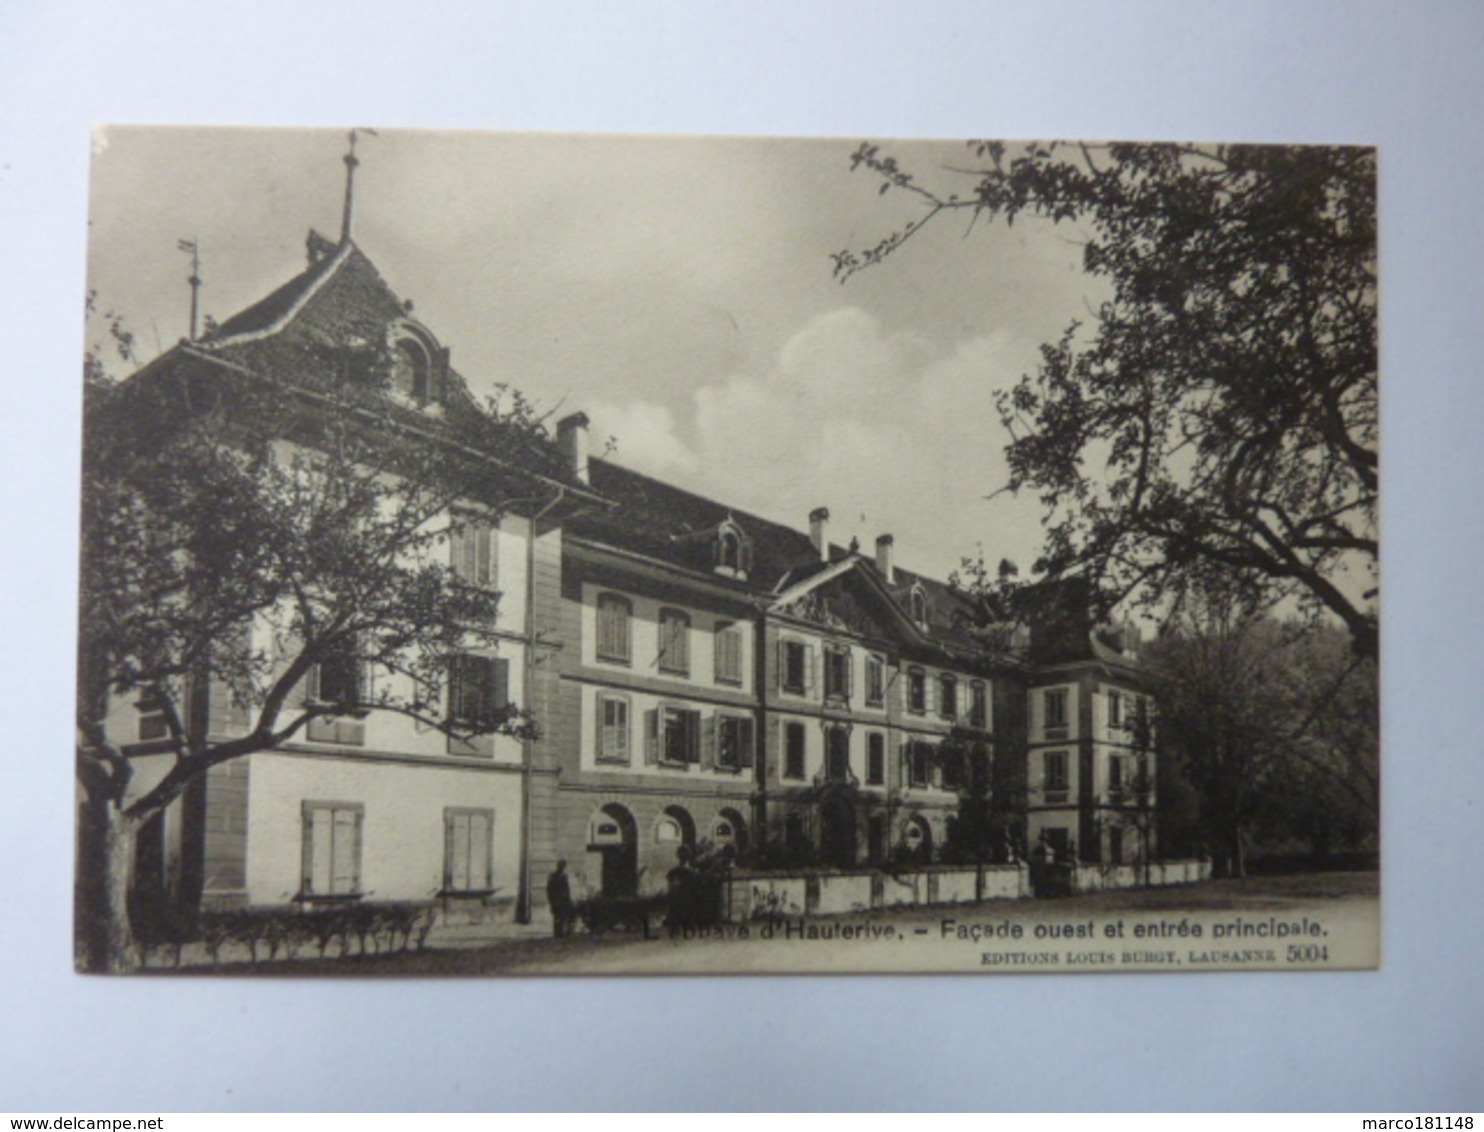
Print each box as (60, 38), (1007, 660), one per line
(647, 805), (697, 891)
(902, 814), (933, 864)
(712, 808), (748, 864)
(820, 795), (857, 868)
(588, 804), (638, 898)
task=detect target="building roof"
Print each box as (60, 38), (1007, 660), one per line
(570, 456), (1004, 662)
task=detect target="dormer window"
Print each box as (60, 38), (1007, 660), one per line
(713, 520), (753, 579)
(391, 337), (432, 401)
(386, 320), (445, 406)
(910, 585), (928, 627)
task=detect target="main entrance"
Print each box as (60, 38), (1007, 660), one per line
(588, 804), (638, 898)
(820, 795), (857, 868)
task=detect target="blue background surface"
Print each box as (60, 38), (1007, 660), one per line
(1, 1), (1478, 1111)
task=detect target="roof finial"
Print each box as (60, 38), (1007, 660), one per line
(340, 127), (378, 245)
(176, 238), (201, 339)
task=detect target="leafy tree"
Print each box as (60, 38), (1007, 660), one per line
(76, 338), (542, 972)
(837, 142), (1378, 659)
(1140, 591), (1378, 878)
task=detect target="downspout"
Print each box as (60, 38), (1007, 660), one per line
(517, 487), (566, 924)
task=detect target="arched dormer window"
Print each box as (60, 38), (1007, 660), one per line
(391, 338), (431, 401)
(386, 320), (445, 406)
(910, 585), (928, 627)
(713, 519), (753, 580)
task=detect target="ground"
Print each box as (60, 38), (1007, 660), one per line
(153, 871), (1379, 976)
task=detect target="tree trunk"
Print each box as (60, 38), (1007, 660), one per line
(76, 794), (141, 974)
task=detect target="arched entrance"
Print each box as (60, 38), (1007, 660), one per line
(820, 795), (857, 868)
(902, 814), (933, 864)
(588, 804), (638, 898)
(712, 807), (748, 864)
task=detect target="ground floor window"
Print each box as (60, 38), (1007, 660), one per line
(784, 721), (806, 780)
(444, 808), (494, 894)
(301, 801), (363, 898)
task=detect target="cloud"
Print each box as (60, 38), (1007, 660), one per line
(586, 398), (699, 478)
(592, 305), (1051, 580)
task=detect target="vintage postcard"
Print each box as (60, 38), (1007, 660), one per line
(77, 127), (1378, 975)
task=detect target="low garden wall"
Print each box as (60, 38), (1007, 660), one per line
(720, 863), (1031, 922)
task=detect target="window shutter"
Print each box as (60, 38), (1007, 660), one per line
(490, 658), (510, 712)
(845, 652), (854, 699)
(301, 807), (316, 894)
(900, 741), (911, 789)
(477, 523), (495, 588)
(776, 639), (788, 690)
(686, 711), (702, 763)
(644, 709), (659, 765)
(473, 811), (492, 890)
(805, 645), (817, 696)
(702, 715), (717, 770)
(738, 718), (755, 768)
(443, 811), (456, 890)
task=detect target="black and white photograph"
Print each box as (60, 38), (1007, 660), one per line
(77, 127), (1379, 976)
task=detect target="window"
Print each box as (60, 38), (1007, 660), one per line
(907, 667), (927, 714)
(1044, 750), (1069, 792)
(825, 727), (851, 781)
(306, 642), (367, 746)
(1108, 826), (1124, 866)
(448, 655), (509, 731)
(717, 715), (755, 770)
(391, 338), (432, 401)
(596, 593), (632, 664)
(910, 586), (928, 626)
(784, 722), (806, 780)
(658, 608), (691, 675)
(136, 690), (170, 742)
(714, 624), (743, 686)
(451, 516), (496, 588)
(865, 655), (886, 707)
(714, 524), (752, 578)
(780, 639), (810, 695)
(447, 655), (509, 757)
(823, 644), (852, 701)
(866, 732), (885, 785)
(1044, 688), (1069, 731)
(969, 681), (988, 729)
(443, 808), (494, 894)
(1107, 690), (1123, 729)
(1108, 754), (1124, 792)
(939, 674), (958, 720)
(648, 705), (701, 766)
(905, 741), (933, 788)
(300, 802), (363, 898)
(596, 693), (631, 764)
(940, 747), (966, 791)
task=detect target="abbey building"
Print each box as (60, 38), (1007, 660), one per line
(93, 222), (1159, 926)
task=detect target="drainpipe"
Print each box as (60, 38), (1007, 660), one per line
(517, 487), (566, 923)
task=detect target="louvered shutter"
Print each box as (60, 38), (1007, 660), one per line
(490, 658), (510, 713)
(737, 718), (755, 769)
(805, 645), (817, 696)
(702, 716), (717, 770)
(776, 639), (788, 690)
(644, 709), (659, 765)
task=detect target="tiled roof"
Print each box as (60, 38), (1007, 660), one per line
(573, 456), (992, 657)
(189, 240), (578, 486)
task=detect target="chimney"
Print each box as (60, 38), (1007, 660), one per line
(556, 412), (590, 485)
(876, 534), (895, 584)
(809, 507), (831, 561)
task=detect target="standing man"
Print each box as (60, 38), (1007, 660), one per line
(547, 859), (575, 938)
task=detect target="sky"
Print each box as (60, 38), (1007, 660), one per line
(86, 126), (1103, 583)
